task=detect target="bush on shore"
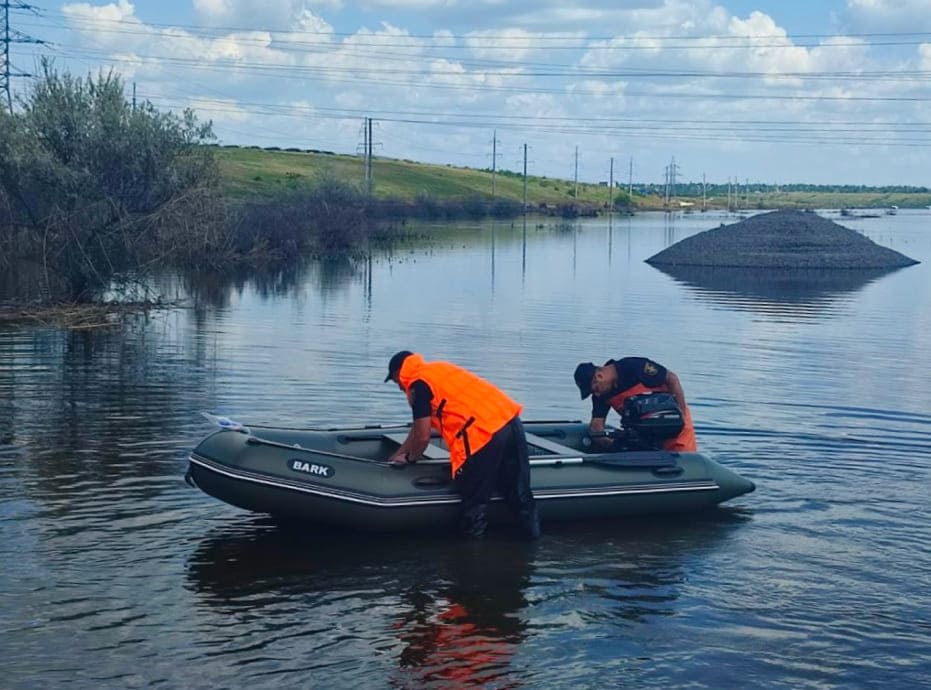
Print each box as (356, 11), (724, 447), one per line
(0, 60), (222, 302)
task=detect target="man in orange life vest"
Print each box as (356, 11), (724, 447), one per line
(573, 357), (698, 452)
(384, 351), (540, 539)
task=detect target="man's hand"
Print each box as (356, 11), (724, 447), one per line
(588, 417), (613, 448)
(388, 451), (415, 467)
(591, 435), (614, 450)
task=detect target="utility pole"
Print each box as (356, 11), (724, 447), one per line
(667, 156), (678, 207)
(367, 117), (373, 196)
(361, 118), (370, 193)
(702, 173), (707, 212)
(522, 143), (528, 214)
(132, 81), (136, 111)
(573, 145), (579, 198)
(359, 117), (375, 195)
(628, 156), (633, 199)
(490, 129), (501, 197)
(608, 157), (614, 210)
(2, 1), (43, 113)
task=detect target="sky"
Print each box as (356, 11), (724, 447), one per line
(7, 0), (931, 186)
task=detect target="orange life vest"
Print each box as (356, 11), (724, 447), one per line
(398, 354), (521, 475)
(607, 382), (697, 452)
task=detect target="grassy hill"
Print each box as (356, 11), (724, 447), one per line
(216, 146), (931, 211)
(216, 146), (626, 209)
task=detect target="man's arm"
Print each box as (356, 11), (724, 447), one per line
(387, 416), (432, 464)
(665, 371), (687, 409)
(588, 416), (614, 449)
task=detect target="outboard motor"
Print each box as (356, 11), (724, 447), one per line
(621, 393), (685, 442)
(584, 393), (685, 452)
(591, 392), (683, 450)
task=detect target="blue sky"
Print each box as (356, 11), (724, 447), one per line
(8, 1), (931, 186)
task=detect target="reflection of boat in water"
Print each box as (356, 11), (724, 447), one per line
(186, 512), (748, 682)
(186, 512), (749, 608)
(651, 264), (906, 316)
(187, 421), (754, 533)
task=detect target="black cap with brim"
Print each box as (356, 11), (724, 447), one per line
(574, 362), (596, 399)
(384, 350), (414, 382)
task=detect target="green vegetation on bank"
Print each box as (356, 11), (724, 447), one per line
(216, 145), (931, 211)
(216, 146), (629, 211)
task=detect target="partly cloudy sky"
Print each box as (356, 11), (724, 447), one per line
(9, 0), (931, 185)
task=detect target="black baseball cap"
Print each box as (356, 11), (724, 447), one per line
(574, 362), (597, 399)
(384, 350), (413, 382)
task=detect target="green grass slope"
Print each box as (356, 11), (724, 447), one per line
(216, 146), (931, 211)
(216, 146), (624, 207)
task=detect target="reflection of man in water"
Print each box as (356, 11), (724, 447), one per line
(392, 545), (531, 688)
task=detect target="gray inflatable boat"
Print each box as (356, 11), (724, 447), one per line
(187, 419), (754, 532)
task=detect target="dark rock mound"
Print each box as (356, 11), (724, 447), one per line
(646, 210), (919, 268)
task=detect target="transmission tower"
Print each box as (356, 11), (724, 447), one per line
(2, 1), (44, 112)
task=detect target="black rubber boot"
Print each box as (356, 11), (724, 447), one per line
(459, 504), (488, 538)
(519, 503), (541, 540)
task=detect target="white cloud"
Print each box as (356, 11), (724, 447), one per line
(845, 0), (931, 32)
(432, 30), (456, 48)
(305, 0), (344, 10)
(193, 0), (313, 30)
(920, 43), (931, 69)
(62, 0), (138, 22)
(49, 0), (931, 184)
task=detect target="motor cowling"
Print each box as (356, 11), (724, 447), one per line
(620, 393), (684, 441)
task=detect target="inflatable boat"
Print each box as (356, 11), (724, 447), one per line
(187, 417), (755, 533)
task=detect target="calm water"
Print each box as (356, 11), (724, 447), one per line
(2, 210), (930, 688)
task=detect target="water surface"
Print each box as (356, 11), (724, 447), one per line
(2, 210), (930, 687)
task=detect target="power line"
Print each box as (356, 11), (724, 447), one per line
(43, 47), (931, 105)
(139, 95), (931, 148)
(35, 38), (931, 83)
(27, 12), (931, 49)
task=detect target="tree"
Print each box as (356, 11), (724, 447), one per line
(0, 59), (220, 302)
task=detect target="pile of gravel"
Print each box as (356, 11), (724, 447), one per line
(646, 210), (919, 268)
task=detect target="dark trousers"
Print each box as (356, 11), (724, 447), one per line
(453, 416), (540, 539)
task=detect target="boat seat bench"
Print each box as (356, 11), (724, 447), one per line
(383, 431), (579, 459)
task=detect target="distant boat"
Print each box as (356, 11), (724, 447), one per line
(886, 205), (898, 215)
